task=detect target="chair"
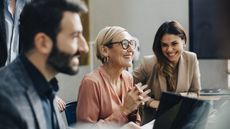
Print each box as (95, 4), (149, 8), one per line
(65, 101), (77, 126)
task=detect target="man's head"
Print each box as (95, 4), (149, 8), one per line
(19, 0), (89, 75)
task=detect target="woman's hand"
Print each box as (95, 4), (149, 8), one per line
(55, 96), (66, 112)
(121, 83), (151, 115)
(149, 100), (160, 109)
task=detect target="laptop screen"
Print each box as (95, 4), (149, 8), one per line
(153, 92), (211, 129)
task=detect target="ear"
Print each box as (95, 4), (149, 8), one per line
(34, 33), (53, 54)
(100, 46), (109, 57)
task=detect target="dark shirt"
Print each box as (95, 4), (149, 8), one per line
(20, 55), (59, 129)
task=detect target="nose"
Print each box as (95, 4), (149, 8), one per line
(78, 34), (89, 54)
(167, 46), (174, 52)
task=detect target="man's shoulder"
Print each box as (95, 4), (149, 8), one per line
(0, 58), (29, 92)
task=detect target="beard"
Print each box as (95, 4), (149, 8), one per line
(47, 44), (79, 75)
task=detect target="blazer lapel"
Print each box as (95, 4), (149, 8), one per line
(26, 86), (47, 129)
(158, 74), (167, 91)
(176, 54), (187, 91)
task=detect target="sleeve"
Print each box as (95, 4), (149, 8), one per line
(189, 54), (201, 94)
(77, 77), (101, 123)
(0, 92), (25, 129)
(133, 58), (148, 85)
(77, 76), (128, 124)
(102, 110), (128, 124)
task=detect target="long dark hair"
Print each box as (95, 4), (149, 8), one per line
(152, 20), (187, 91)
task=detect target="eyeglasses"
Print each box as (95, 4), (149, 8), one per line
(105, 39), (137, 50)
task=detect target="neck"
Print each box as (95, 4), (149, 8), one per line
(9, 0), (16, 16)
(102, 64), (123, 85)
(25, 53), (56, 81)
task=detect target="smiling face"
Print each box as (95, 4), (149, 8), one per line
(160, 34), (185, 65)
(105, 31), (135, 68)
(47, 11), (88, 75)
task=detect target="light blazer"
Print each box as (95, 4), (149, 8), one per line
(133, 51), (201, 100)
(0, 57), (66, 129)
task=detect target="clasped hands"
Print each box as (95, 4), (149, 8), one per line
(121, 83), (151, 116)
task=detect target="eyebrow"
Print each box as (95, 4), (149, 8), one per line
(71, 31), (81, 36)
(161, 40), (177, 45)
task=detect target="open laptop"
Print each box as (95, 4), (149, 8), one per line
(153, 92), (211, 129)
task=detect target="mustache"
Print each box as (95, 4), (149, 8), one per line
(74, 51), (80, 57)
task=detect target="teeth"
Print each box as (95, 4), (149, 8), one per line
(168, 53), (175, 57)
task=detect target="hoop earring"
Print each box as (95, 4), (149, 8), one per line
(103, 56), (108, 64)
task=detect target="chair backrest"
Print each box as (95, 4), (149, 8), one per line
(65, 101), (77, 126)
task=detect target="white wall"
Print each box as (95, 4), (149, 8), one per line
(57, 0), (228, 104)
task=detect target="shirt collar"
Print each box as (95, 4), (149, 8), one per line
(20, 55), (59, 99)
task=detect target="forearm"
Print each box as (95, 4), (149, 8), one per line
(104, 108), (141, 125)
(103, 108), (129, 124)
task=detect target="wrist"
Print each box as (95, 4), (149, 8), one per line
(120, 106), (129, 117)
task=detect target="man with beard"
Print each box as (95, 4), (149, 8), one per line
(0, 0), (66, 113)
(0, 0), (88, 129)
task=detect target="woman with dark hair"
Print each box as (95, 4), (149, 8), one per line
(133, 20), (201, 111)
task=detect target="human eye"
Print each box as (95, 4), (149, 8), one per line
(172, 41), (178, 46)
(122, 40), (129, 47)
(161, 42), (168, 47)
(72, 32), (81, 39)
(130, 40), (136, 46)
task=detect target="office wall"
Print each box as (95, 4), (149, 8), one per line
(57, 0), (228, 104)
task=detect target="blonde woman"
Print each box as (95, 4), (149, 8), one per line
(77, 26), (150, 127)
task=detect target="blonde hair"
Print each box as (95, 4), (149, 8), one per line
(95, 26), (126, 63)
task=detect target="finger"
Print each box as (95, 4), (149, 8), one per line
(135, 84), (143, 94)
(135, 82), (142, 87)
(141, 89), (151, 96)
(138, 95), (144, 101)
(142, 96), (151, 102)
(62, 104), (66, 110)
(140, 84), (148, 91)
(57, 105), (63, 112)
(141, 101), (145, 106)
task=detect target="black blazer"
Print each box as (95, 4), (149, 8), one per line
(0, 0), (7, 67)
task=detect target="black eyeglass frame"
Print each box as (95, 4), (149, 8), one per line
(104, 39), (137, 50)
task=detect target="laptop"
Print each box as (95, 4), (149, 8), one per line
(153, 92), (211, 129)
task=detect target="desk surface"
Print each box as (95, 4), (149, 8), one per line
(200, 89), (230, 96)
(199, 89), (230, 100)
(198, 96), (221, 100)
